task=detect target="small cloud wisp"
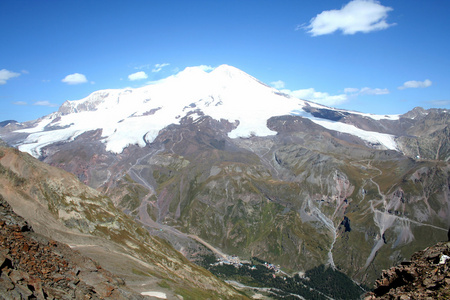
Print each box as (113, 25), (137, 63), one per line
(128, 71), (148, 81)
(152, 63), (170, 73)
(0, 69), (21, 85)
(61, 73), (88, 85)
(398, 79), (432, 90)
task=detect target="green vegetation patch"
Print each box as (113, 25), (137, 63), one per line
(305, 264), (364, 299)
(202, 255), (364, 300)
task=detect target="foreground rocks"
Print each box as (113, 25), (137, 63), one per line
(0, 195), (144, 299)
(366, 241), (450, 299)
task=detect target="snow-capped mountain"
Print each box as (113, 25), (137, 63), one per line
(1, 64), (449, 292)
(8, 64), (397, 157)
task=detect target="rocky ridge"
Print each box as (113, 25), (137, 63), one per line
(366, 241), (450, 299)
(0, 194), (143, 299)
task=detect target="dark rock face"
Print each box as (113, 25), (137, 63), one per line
(341, 216), (351, 233)
(0, 194), (144, 300)
(0, 121), (17, 128)
(366, 242), (450, 299)
(302, 106), (349, 121)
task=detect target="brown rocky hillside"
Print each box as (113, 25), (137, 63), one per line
(0, 194), (144, 299)
(366, 240), (450, 299)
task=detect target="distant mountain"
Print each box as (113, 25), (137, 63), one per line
(0, 120), (17, 127)
(1, 65), (449, 292)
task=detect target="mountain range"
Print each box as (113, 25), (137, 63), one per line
(1, 64), (449, 297)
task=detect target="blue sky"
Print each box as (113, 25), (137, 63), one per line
(1, 0), (449, 122)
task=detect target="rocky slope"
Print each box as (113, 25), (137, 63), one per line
(97, 113), (449, 286)
(366, 241), (450, 299)
(396, 108), (450, 161)
(0, 194), (144, 299)
(0, 146), (247, 299)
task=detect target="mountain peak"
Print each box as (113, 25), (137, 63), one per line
(173, 64), (253, 85)
(212, 64), (243, 76)
(5, 64), (400, 156)
(211, 64), (263, 85)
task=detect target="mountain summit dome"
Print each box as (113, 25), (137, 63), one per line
(9, 65), (397, 155)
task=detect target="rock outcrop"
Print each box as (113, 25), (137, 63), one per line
(366, 242), (450, 299)
(0, 194), (144, 299)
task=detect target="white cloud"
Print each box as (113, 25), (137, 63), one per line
(152, 63), (170, 73)
(146, 78), (166, 85)
(134, 64), (151, 70)
(344, 87), (390, 96)
(427, 100), (450, 107)
(281, 84), (389, 107)
(295, 24), (305, 31)
(344, 87), (359, 94)
(13, 101), (27, 106)
(197, 65), (215, 72)
(344, 87), (389, 95)
(271, 80), (285, 89)
(61, 73), (88, 85)
(0, 69), (21, 85)
(306, 0), (394, 36)
(128, 71), (148, 81)
(398, 79), (432, 90)
(33, 101), (58, 107)
(360, 87), (389, 95)
(282, 87), (348, 106)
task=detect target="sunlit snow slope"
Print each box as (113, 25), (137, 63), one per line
(15, 65), (398, 156)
